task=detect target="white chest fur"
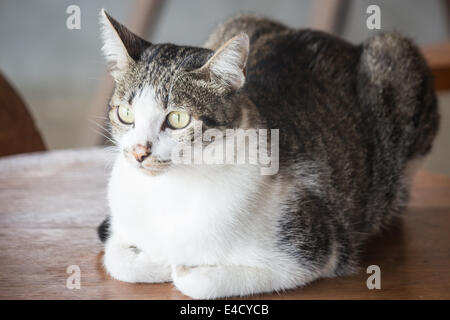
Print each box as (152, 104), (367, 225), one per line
(107, 156), (281, 266)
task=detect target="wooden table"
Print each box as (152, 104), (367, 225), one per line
(0, 148), (449, 300)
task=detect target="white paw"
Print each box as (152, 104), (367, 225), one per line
(171, 265), (220, 299)
(104, 244), (142, 282)
(104, 243), (171, 283)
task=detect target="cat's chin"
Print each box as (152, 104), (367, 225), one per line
(130, 163), (171, 176)
(139, 163), (171, 176)
(123, 154), (171, 176)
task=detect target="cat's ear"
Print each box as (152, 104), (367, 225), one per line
(201, 33), (249, 90)
(99, 9), (150, 78)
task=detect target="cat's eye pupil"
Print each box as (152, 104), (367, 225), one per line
(117, 105), (134, 125)
(167, 111), (190, 129)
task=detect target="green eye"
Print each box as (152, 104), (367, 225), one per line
(167, 111), (190, 129)
(117, 105), (134, 124)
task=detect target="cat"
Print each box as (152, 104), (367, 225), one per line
(97, 9), (439, 299)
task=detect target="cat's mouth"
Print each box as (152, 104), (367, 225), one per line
(140, 157), (171, 175)
(123, 151), (171, 175)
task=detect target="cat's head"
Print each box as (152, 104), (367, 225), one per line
(99, 10), (250, 175)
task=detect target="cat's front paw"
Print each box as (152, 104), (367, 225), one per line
(103, 241), (171, 283)
(171, 265), (220, 299)
(104, 244), (143, 283)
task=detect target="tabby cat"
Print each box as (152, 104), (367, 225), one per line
(97, 9), (439, 299)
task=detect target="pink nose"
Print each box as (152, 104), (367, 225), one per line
(131, 143), (151, 162)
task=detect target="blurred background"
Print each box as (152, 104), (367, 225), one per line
(0, 0), (449, 174)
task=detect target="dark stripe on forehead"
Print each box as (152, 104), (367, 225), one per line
(127, 91), (136, 105)
(135, 45), (214, 110)
(199, 115), (223, 127)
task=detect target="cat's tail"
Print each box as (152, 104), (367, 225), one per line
(357, 32), (440, 161)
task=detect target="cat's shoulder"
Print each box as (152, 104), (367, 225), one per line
(206, 15), (357, 63)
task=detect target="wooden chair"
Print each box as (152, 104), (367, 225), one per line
(421, 42), (450, 91)
(0, 72), (46, 156)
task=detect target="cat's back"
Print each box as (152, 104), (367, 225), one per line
(204, 14), (289, 51)
(206, 15), (362, 119)
(207, 15), (438, 162)
(205, 14), (360, 85)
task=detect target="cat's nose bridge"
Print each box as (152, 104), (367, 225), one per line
(131, 142), (152, 162)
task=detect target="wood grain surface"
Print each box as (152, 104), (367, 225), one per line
(0, 148), (449, 300)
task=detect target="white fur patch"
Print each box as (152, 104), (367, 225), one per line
(118, 86), (179, 162)
(105, 152), (324, 297)
(103, 234), (171, 283)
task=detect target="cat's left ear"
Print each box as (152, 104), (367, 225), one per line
(99, 9), (150, 78)
(201, 33), (249, 90)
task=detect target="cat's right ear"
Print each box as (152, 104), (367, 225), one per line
(199, 33), (249, 91)
(99, 9), (150, 78)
